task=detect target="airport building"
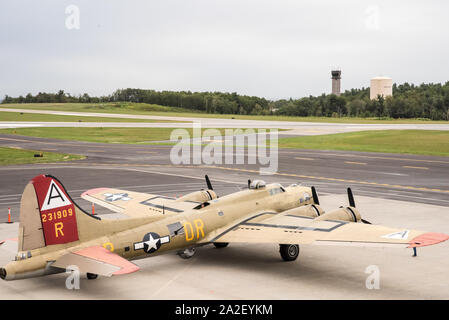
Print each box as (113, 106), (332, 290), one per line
(370, 76), (393, 100)
(331, 70), (341, 96)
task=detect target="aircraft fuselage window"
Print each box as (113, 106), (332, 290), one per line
(167, 222), (185, 236)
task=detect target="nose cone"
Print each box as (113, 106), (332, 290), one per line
(0, 267), (6, 280)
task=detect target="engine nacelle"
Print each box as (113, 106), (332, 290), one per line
(314, 207), (361, 223)
(176, 190), (217, 203)
(282, 204), (324, 218)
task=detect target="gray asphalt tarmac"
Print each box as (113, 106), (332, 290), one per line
(0, 133), (448, 221)
(0, 133), (448, 299)
(1, 194), (448, 299)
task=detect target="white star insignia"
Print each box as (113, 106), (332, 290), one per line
(144, 234), (160, 251)
(104, 193), (131, 202)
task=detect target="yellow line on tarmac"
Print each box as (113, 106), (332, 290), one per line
(344, 161), (367, 165)
(402, 166), (429, 170)
(287, 151), (449, 164)
(294, 157), (314, 161)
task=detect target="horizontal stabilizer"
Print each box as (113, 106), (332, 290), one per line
(52, 246), (139, 277)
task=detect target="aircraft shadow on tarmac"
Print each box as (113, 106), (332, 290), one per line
(8, 242), (433, 299)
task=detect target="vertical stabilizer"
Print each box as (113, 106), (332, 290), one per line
(18, 175), (101, 251)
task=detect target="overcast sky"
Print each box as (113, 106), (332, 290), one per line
(1, 0), (448, 100)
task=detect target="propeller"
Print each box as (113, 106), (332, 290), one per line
(311, 186), (320, 205)
(347, 187), (372, 224)
(205, 174), (219, 198)
(205, 175), (213, 190)
(248, 179), (251, 189)
(347, 187), (356, 207)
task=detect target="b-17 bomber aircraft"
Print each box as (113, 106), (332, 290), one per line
(1, 174), (448, 281)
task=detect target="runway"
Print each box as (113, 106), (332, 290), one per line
(0, 133), (448, 221)
(2, 108), (449, 135)
(0, 134), (448, 299)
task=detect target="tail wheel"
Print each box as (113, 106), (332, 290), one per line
(213, 242), (229, 248)
(87, 273), (98, 280)
(279, 244), (299, 261)
(177, 248), (196, 259)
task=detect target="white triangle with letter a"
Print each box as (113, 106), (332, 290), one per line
(41, 180), (71, 211)
(382, 230), (409, 240)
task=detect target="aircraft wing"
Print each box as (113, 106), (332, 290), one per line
(206, 212), (449, 248)
(81, 187), (198, 218)
(52, 246), (139, 277)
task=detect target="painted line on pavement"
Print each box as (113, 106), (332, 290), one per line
(289, 151), (449, 164)
(345, 161), (367, 165)
(294, 157), (315, 161)
(1, 161), (448, 195)
(402, 166), (429, 170)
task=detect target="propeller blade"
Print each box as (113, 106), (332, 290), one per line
(311, 186), (320, 205)
(347, 187), (356, 207)
(205, 175), (213, 190)
(248, 179), (251, 189)
(361, 219), (372, 224)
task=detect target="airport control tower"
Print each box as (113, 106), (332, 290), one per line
(331, 70), (341, 96)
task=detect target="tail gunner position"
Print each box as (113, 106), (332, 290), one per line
(1, 174), (447, 281)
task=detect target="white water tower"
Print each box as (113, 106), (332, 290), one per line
(370, 76), (393, 100)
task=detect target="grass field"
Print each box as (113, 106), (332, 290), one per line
(2, 103), (448, 124)
(0, 103), (202, 117)
(0, 146), (85, 165)
(0, 127), (255, 144)
(278, 130), (449, 157)
(0, 110), (182, 123)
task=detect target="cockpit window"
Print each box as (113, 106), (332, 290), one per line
(193, 202), (210, 210)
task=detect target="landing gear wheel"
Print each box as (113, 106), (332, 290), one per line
(213, 242), (229, 249)
(177, 248), (196, 259)
(87, 273), (98, 280)
(279, 244), (299, 262)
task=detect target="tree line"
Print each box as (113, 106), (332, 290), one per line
(274, 82), (449, 120)
(3, 82), (449, 120)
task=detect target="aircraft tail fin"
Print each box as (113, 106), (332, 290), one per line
(18, 174), (102, 252)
